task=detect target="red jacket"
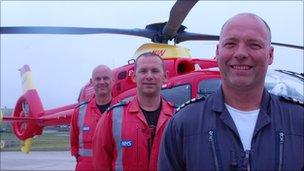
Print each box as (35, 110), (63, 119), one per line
(92, 96), (175, 171)
(70, 96), (113, 170)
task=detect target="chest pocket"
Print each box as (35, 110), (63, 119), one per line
(122, 121), (141, 166)
(78, 103), (93, 156)
(277, 131), (303, 170)
(112, 106), (143, 170)
(81, 125), (93, 143)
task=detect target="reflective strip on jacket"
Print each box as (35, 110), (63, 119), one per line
(70, 96), (107, 158)
(92, 96), (175, 171)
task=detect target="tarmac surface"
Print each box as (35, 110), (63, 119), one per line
(0, 151), (76, 170)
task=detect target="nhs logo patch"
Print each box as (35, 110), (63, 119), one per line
(82, 126), (90, 131)
(121, 140), (132, 147)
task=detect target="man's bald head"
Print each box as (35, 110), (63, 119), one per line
(220, 13), (272, 44)
(91, 65), (114, 99)
(92, 65), (112, 79)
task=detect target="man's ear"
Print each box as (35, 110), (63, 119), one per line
(161, 70), (168, 84)
(215, 44), (220, 60)
(131, 70), (136, 83)
(164, 70), (169, 81)
(111, 77), (115, 85)
(268, 46), (274, 65)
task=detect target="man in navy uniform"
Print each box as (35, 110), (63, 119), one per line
(158, 13), (303, 170)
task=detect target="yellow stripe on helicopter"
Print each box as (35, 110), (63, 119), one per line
(133, 43), (191, 59)
(0, 110), (3, 124)
(21, 70), (35, 93)
(21, 138), (33, 154)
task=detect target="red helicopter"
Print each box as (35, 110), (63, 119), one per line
(1, 0), (303, 153)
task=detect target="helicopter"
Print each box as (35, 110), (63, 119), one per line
(1, 0), (303, 153)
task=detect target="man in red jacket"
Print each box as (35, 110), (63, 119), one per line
(92, 52), (175, 171)
(70, 65), (114, 171)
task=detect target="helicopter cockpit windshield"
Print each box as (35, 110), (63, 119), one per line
(266, 69), (304, 101)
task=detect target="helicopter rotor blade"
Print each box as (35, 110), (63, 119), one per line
(176, 32), (304, 50)
(1, 26), (157, 39)
(175, 32), (219, 43)
(2, 26), (303, 50)
(162, 0), (198, 41)
(1, 0), (199, 44)
(271, 42), (304, 50)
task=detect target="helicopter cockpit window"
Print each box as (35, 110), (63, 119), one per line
(161, 84), (191, 107)
(198, 79), (221, 98)
(265, 70), (304, 101)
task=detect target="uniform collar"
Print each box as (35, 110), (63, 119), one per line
(88, 95), (113, 110)
(128, 95), (174, 133)
(260, 89), (271, 114)
(129, 96), (173, 117)
(211, 87), (271, 136)
(87, 95), (97, 109)
(211, 87), (225, 113)
(211, 87), (271, 114)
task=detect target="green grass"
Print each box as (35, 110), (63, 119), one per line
(0, 131), (70, 151)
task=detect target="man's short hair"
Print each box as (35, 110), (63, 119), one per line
(134, 52), (165, 72)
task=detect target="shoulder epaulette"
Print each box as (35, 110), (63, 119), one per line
(176, 96), (205, 112)
(172, 103), (179, 109)
(76, 100), (89, 108)
(279, 96), (304, 106)
(106, 101), (129, 112)
(162, 98), (176, 108)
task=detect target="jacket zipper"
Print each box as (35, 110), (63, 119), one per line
(136, 125), (139, 163)
(278, 132), (284, 171)
(148, 138), (151, 161)
(244, 150), (250, 171)
(209, 130), (219, 171)
(147, 125), (156, 162)
(230, 151), (238, 171)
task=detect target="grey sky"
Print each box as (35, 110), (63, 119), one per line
(1, 1), (303, 109)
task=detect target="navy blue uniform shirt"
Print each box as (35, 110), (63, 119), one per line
(159, 87), (303, 171)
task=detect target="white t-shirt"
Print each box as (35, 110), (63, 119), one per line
(225, 104), (259, 150)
